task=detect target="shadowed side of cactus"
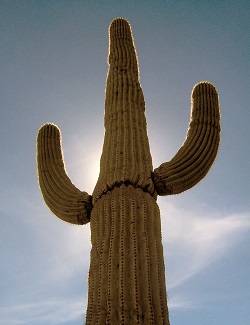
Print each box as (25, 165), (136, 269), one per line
(37, 123), (92, 224)
(36, 18), (220, 325)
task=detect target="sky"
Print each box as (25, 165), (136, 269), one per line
(1, 1), (250, 324)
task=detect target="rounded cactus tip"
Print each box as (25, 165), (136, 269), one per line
(192, 81), (219, 103)
(41, 122), (59, 129)
(110, 17), (130, 25)
(109, 17), (131, 34)
(37, 123), (61, 141)
(39, 122), (59, 131)
(42, 122), (60, 131)
(192, 81), (218, 92)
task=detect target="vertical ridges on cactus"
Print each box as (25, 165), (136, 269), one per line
(37, 123), (92, 224)
(87, 185), (169, 324)
(108, 18), (138, 75)
(93, 18), (155, 203)
(153, 82), (221, 195)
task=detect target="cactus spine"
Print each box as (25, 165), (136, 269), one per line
(37, 18), (220, 324)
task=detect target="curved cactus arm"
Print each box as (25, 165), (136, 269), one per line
(153, 82), (221, 195)
(36, 123), (92, 224)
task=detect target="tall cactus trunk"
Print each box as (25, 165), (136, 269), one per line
(88, 19), (169, 323)
(88, 186), (169, 324)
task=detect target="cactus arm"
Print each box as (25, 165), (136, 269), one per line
(153, 82), (221, 195)
(37, 123), (92, 224)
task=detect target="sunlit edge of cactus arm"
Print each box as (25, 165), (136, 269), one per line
(153, 81), (221, 196)
(161, 119), (219, 183)
(164, 127), (220, 194)
(160, 82), (220, 170)
(37, 123), (92, 224)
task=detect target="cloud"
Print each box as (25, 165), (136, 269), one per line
(0, 188), (91, 323)
(3, 184), (249, 320)
(16, 186), (92, 278)
(0, 298), (87, 325)
(167, 293), (200, 310)
(159, 200), (250, 289)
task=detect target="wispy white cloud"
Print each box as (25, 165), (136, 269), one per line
(3, 186), (250, 320)
(0, 219), (90, 324)
(1, 189), (91, 323)
(159, 200), (250, 289)
(0, 298), (87, 325)
(16, 187), (92, 277)
(168, 293), (201, 310)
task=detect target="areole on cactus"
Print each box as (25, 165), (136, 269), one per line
(37, 18), (220, 324)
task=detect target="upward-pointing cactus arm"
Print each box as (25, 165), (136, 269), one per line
(153, 82), (221, 196)
(37, 123), (92, 224)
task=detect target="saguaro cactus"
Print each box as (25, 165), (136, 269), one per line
(37, 18), (220, 324)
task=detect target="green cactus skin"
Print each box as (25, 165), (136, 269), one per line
(36, 18), (220, 324)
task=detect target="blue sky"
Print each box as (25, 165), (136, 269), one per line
(1, 1), (250, 324)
